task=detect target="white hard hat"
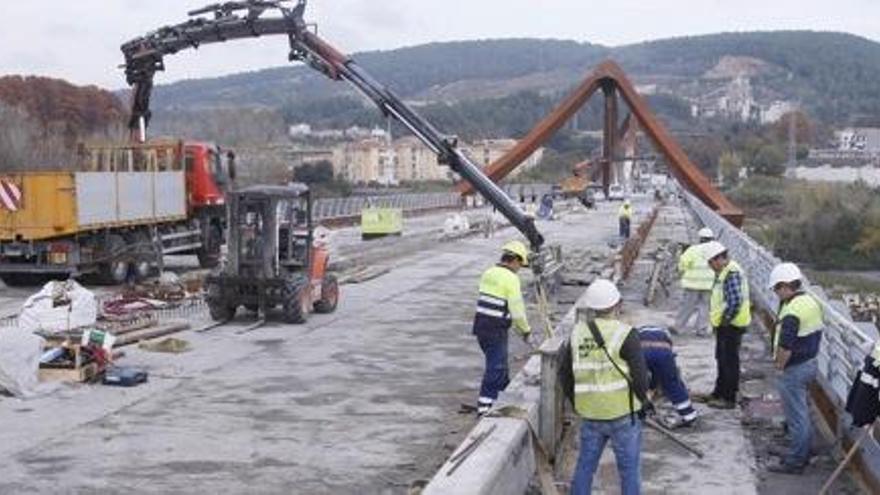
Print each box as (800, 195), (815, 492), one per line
(584, 278), (621, 310)
(697, 227), (714, 239)
(703, 241), (727, 260)
(768, 262), (803, 289)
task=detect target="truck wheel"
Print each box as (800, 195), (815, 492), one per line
(206, 283), (236, 321)
(313, 274), (339, 314)
(282, 285), (308, 324)
(197, 224), (223, 269)
(99, 235), (130, 285)
(0, 274), (54, 287)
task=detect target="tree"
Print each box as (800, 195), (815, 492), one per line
(752, 144), (786, 177)
(293, 160), (334, 184)
(718, 151), (743, 187)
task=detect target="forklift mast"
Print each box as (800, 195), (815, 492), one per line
(121, 0), (544, 253)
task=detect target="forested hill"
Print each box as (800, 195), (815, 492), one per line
(151, 31), (880, 129)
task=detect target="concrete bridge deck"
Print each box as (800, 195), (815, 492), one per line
(0, 197), (869, 494)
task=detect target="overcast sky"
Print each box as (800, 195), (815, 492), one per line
(1, 0), (878, 89)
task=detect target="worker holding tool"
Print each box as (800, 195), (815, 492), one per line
(764, 262), (823, 474)
(695, 241), (751, 410)
(564, 278), (651, 495)
(673, 227), (716, 337)
(637, 325), (699, 428)
(618, 199), (633, 239)
(471, 240), (533, 416)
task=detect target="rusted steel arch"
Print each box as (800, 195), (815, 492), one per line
(456, 59), (744, 226)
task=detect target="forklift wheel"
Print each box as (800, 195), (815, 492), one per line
(314, 274), (339, 314)
(208, 301), (236, 321)
(282, 285), (308, 324)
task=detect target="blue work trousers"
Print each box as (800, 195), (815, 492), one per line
(571, 416), (642, 495)
(778, 358), (817, 467)
(477, 330), (509, 401)
(645, 348), (694, 418)
(619, 217), (631, 239)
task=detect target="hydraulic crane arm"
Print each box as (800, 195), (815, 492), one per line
(121, 0), (544, 250)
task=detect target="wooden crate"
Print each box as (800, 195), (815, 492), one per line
(38, 337), (98, 383)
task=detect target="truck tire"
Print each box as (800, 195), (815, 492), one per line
(197, 224), (223, 269)
(99, 235), (130, 285)
(281, 284), (308, 324)
(126, 230), (154, 282)
(0, 273), (55, 287)
(206, 283), (236, 321)
(313, 274), (339, 314)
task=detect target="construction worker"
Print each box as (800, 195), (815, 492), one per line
(637, 325), (699, 428)
(845, 341), (880, 430)
(618, 199), (633, 239)
(472, 240), (533, 415)
(767, 262), (823, 474)
(673, 227), (716, 336)
(566, 278), (651, 495)
(697, 241), (751, 409)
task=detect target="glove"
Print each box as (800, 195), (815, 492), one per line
(638, 401), (656, 420)
(521, 332), (532, 345)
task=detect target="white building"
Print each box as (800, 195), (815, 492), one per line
(837, 128), (880, 152)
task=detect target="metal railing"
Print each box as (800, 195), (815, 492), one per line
(312, 192), (462, 221)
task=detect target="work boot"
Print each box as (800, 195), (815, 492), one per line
(669, 416), (697, 429)
(706, 397), (735, 410)
(767, 460), (805, 475)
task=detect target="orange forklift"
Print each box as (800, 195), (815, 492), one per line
(204, 184), (338, 324)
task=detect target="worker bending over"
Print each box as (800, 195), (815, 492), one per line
(673, 227), (716, 336)
(618, 199), (633, 239)
(768, 262), (823, 475)
(471, 240), (533, 415)
(637, 325), (698, 428)
(564, 278), (651, 495)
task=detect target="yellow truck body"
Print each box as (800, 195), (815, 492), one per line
(0, 171), (187, 242)
(0, 173), (78, 241)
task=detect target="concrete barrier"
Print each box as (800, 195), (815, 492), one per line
(424, 285), (591, 494)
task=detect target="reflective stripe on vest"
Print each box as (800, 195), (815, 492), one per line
(710, 260), (751, 328)
(475, 266), (514, 322)
(679, 243), (715, 291)
(571, 318), (642, 420)
(773, 293), (824, 358)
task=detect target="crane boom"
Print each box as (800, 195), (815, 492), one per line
(121, 0), (544, 251)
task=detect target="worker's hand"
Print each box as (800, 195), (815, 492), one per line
(527, 332), (542, 349)
(638, 401), (656, 420)
(521, 331), (532, 346)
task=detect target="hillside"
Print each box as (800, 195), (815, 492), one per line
(150, 30), (880, 133)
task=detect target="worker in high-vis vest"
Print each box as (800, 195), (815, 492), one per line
(766, 262), (823, 475)
(565, 278), (651, 495)
(471, 240), (533, 415)
(696, 241), (751, 410)
(673, 227), (716, 336)
(618, 199), (633, 239)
